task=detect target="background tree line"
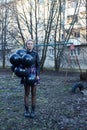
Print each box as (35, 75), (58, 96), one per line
(0, 0), (86, 71)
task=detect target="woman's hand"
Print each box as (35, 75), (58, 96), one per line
(36, 75), (39, 80)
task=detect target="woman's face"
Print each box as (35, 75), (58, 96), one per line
(26, 40), (34, 51)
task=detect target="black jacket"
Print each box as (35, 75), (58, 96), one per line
(26, 49), (40, 76)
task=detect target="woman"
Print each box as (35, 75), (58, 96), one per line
(23, 39), (40, 118)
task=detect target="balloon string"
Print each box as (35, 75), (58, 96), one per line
(12, 72), (15, 78)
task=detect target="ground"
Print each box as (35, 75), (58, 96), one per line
(0, 69), (87, 130)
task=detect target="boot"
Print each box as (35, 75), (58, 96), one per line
(30, 105), (36, 118)
(24, 105), (30, 117)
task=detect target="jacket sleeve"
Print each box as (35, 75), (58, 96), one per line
(36, 53), (40, 76)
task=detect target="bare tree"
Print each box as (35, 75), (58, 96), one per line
(0, 0), (83, 71)
(53, 0), (81, 71)
(0, 0), (8, 68)
(40, 0), (58, 70)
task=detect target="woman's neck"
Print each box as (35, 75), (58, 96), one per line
(27, 49), (33, 52)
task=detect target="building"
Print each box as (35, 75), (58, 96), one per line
(65, 0), (86, 45)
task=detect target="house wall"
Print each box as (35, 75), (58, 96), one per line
(43, 45), (87, 71)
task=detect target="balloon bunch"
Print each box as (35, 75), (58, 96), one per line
(10, 49), (36, 85)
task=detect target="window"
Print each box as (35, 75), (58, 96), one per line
(49, 49), (54, 55)
(77, 47), (80, 55)
(67, 0), (77, 8)
(71, 50), (76, 55)
(70, 48), (80, 56)
(80, 11), (86, 19)
(80, 0), (86, 7)
(39, 0), (44, 3)
(72, 30), (80, 38)
(67, 15), (78, 24)
(74, 32), (80, 38)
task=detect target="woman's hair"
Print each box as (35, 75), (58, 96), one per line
(25, 38), (34, 44)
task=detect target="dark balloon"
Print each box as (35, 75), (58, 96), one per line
(14, 67), (28, 77)
(22, 54), (35, 67)
(16, 49), (26, 57)
(10, 53), (22, 66)
(25, 74), (36, 86)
